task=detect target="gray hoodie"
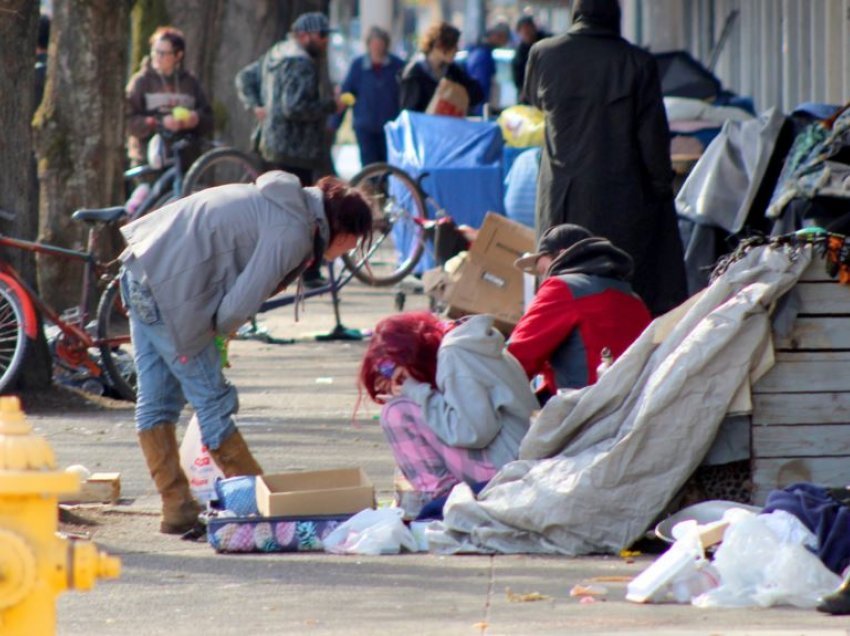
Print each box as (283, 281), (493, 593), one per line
(401, 314), (537, 469)
(121, 171), (329, 356)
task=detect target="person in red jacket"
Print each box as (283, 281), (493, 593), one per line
(508, 224), (652, 403)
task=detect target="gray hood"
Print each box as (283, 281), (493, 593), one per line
(441, 315), (506, 359)
(256, 170), (329, 246)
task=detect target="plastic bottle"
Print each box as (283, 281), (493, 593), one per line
(125, 183), (151, 216)
(596, 346), (614, 379)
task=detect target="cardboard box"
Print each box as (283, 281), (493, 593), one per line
(444, 213), (535, 334)
(255, 468), (375, 518)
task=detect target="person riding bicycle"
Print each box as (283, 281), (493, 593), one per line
(125, 26), (213, 170)
(120, 171), (373, 535)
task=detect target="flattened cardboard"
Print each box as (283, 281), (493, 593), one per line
(445, 213), (535, 334)
(255, 467), (375, 518)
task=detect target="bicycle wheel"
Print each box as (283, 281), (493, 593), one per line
(96, 278), (136, 401)
(0, 281), (29, 394)
(342, 163), (428, 287)
(182, 147), (260, 196)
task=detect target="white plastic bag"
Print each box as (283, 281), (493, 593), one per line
(178, 414), (224, 503)
(146, 133), (167, 170)
(323, 508), (419, 555)
(693, 510), (841, 608)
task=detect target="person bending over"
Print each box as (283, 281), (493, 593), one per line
(120, 171), (373, 534)
(359, 312), (536, 508)
(508, 224), (652, 404)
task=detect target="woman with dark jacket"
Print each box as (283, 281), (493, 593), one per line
(125, 26), (213, 166)
(400, 22), (483, 114)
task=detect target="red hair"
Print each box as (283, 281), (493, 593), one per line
(359, 312), (449, 404)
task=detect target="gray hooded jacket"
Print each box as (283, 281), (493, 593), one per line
(401, 314), (537, 470)
(120, 171), (329, 356)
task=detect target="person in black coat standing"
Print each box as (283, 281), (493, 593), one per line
(524, 0), (686, 316)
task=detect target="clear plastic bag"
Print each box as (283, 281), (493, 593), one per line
(323, 508), (419, 555)
(693, 510), (841, 608)
(179, 414), (225, 504)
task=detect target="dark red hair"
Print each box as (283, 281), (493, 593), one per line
(316, 176), (374, 244)
(359, 312), (449, 404)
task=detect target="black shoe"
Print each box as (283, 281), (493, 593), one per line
(302, 271), (328, 289)
(817, 575), (850, 615)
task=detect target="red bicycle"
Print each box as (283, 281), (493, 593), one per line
(0, 206), (135, 399)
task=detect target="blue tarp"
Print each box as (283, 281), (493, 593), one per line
(385, 111), (506, 271)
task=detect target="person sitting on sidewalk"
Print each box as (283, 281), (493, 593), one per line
(358, 312), (537, 512)
(120, 171), (373, 535)
(508, 224), (652, 404)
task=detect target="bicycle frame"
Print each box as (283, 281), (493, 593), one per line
(0, 235), (120, 351)
(123, 133), (192, 221)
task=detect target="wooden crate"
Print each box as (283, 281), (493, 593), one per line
(750, 254), (850, 504)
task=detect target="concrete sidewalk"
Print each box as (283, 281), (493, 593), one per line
(32, 280), (845, 635)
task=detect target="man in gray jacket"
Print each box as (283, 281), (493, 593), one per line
(120, 170), (372, 534)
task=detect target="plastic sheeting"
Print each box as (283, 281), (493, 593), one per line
(676, 108), (786, 294)
(426, 244), (811, 556)
(385, 111), (505, 271)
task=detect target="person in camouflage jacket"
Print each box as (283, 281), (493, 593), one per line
(236, 12), (339, 185)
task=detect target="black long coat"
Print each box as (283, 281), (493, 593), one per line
(524, 22), (686, 315)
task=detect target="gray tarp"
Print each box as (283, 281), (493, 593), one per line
(676, 108), (786, 294)
(428, 245), (811, 556)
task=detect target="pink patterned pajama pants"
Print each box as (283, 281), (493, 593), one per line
(379, 397), (498, 497)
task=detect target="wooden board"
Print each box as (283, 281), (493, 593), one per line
(755, 352), (850, 393)
(799, 254), (833, 281)
(752, 392), (850, 425)
(752, 457), (850, 505)
(775, 317), (850, 350)
(753, 423), (850, 457)
(59, 472), (121, 504)
(794, 281), (850, 314)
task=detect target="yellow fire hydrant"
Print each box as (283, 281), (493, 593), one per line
(0, 395), (120, 635)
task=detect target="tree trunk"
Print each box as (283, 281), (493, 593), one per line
(33, 0), (129, 311)
(0, 0), (52, 390)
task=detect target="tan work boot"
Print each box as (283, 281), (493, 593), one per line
(138, 424), (202, 534)
(208, 429), (263, 478)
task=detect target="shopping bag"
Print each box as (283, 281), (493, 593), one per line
(179, 414), (225, 503)
(426, 78), (469, 118)
(497, 105), (545, 147)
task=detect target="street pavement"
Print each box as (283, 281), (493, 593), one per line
(28, 279), (847, 635)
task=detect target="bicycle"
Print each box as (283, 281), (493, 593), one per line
(341, 162), (468, 288)
(0, 206), (135, 399)
(123, 127), (259, 221)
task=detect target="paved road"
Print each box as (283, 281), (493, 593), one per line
(27, 280), (845, 635)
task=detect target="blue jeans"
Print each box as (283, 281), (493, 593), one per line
(121, 268), (237, 450)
